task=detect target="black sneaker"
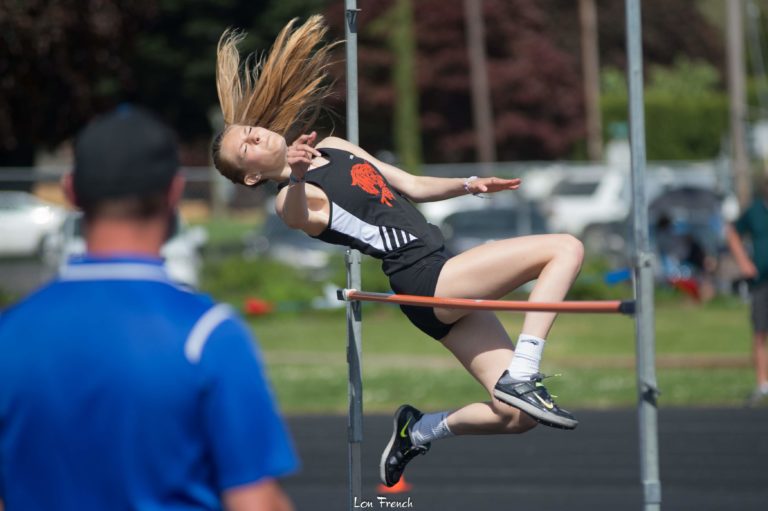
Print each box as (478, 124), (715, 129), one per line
(493, 370), (578, 430)
(379, 404), (431, 487)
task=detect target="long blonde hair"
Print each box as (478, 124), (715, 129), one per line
(213, 15), (336, 183)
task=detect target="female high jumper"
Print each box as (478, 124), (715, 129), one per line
(211, 16), (584, 488)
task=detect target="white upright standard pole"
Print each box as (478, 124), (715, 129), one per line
(625, 1), (662, 509)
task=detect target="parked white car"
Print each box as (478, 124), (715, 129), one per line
(544, 160), (727, 238)
(0, 191), (67, 258)
(546, 169), (631, 237)
(46, 212), (207, 287)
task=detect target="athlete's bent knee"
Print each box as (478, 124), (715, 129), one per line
(561, 234), (585, 266)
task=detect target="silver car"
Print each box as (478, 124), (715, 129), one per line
(0, 191), (66, 259)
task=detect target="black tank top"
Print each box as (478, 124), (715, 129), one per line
(291, 148), (445, 275)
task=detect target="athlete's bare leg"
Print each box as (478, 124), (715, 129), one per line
(434, 234), (584, 337)
(432, 234), (584, 434)
(439, 311), (537, 434)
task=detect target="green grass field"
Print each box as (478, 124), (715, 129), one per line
(195, 217), (757, 413)
(246, 297), (757, 414)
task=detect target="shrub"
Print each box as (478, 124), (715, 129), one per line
(569, 256), (633, 301)
(602, 93), (727, 160)
(201, 256), (327, 308)
(201, 252), (394, 313)
(601, 60), (728, 160)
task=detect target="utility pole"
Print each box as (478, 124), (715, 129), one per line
(391, 0), (423, 174)
(464, 0), (496, 173)
(727, 0), (753, 208)
(579, 0), (603, 161)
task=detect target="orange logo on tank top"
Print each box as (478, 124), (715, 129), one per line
(350, 162), (395, 207)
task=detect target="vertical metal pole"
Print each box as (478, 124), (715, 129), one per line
(344, 2), (363, 510)
(345, 249), (363, 509)
(625, 1), (662, 510)
(346, 1), (360, 147)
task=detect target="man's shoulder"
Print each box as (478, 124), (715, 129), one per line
(0, 277), (219, 332)
(0, 280), (61, 324)
(744, 200), (768, 225)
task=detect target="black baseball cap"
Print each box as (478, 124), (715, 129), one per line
(73, 105), (179, 205)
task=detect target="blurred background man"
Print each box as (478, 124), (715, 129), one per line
(726, 177), (768, 407)
(0, 106), (297, 511)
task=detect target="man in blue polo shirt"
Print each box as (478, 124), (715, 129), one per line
(0, 107), (298, 510)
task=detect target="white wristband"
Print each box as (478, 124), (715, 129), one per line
(464, 176), (478, 195)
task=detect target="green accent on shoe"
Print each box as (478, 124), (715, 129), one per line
(399, 417), (412, 438)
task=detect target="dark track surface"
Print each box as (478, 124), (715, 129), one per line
(283, 408), (768, 511)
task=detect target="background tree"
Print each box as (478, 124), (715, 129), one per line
(602, 59), (728, 160)
(389, 0), (422, 173)
(0, 0), (333, 171)
(130, 0), (335, 164)
(0, 0), (155, 170)
(325, 0), (585, 163)
(360, 0), (423, 173)
(0, 0), (735, 177)
(542, 0), (724, 74)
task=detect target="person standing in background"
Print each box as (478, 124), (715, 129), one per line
(726, 178), (768, 406)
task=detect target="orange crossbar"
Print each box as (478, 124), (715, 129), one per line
(339, 289), (635, 315)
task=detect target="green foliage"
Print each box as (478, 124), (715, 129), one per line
(195, 216), (258, 250)
(202, 256), (327, 308)
(649, 58), (721, 96)
(568, 256), (632, 301)
(645, 93), (727, 160)
(602, 94), (728, 160)
(601, 67), (629, 97)
(328, 254), (392, 293)
(201, 252), (393, 314)
(601, 59), (728, 160)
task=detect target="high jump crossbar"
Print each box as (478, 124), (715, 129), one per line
(338, 289), (636, 315)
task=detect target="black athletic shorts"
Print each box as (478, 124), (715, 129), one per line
(387, 249), (455, 340)
(751, 281), (768, 333)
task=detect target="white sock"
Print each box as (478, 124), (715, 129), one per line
(506, 334), (546, 381)
(409, 411), (453, 445)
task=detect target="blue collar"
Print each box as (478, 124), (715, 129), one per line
(60, 255), (170, 282)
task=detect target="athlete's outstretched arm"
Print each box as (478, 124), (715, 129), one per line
(318, 137), (520, 203)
